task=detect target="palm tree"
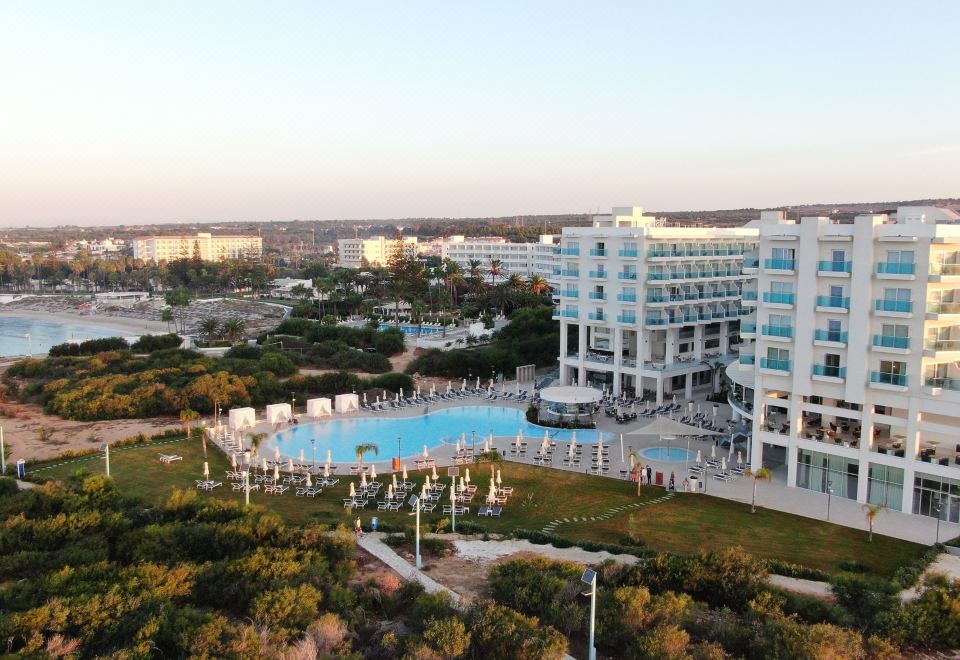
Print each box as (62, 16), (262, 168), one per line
(863, 503), (886, 542)
(199, 318), (220, 345)
(700, 358), (725, 394)
(527, 274), (551, 297)
(488, 259), (504, 286)
(745, 467), (772, 513)
(249, 432), (268, 474)
(223, 318), (246, 344)
(180, 408), (203, 455)
(161, 308), (175, 332)
(628, 451), (642, 495)
(355, 442), (379, 469)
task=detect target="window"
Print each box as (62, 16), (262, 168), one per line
(771, 281), (793, 295)
(829, 284), (844, 299)
(797, 449), (859, 499)
(883, 287), (911, 303)
(772, 247), (794, 261)
(769, 313), (790, 328)
(827, 319), (842, 339)
(886, 250), (914, 265)
(831, 249), (846, 263)
(766, 347), (789, 361)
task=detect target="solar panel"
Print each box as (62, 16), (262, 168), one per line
(408, 494), (419, 507)
(581, 568), (596, 585)
(447, 467), (460, 477)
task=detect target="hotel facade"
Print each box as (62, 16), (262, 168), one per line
(336, 236), (418, 268)
(132, 232), (262, 262)
(726, 206), (960, 521)
(551, 207), (758, 404)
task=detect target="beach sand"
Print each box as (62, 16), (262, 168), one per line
(0, 308), (170, 337)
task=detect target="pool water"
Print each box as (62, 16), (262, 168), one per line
(266, 405), (613, 462)
(378, 323), (445, 336)
(640, 447), (697, 463)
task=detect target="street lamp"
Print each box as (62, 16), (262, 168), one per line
(826, 481), (834, 521)
(935, 497), (943, 544)
(291, 393), (296, 418)
(581, 568), (597, 660)
(311, 438), (316, 471)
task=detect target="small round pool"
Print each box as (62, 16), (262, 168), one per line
(640, 447), (697, 463)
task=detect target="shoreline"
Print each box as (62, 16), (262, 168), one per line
(0, 308), (170, 337)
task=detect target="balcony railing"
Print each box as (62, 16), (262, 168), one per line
(647, 247), (749, 258)
(555, 310), (579, 319)
(588, 292), (607, 300)
(877, 262), (916, 275)
(815, 329), (848, 343)
(813, 364), (846, 379)
(764, 258), (796, 271)
(618, 249), (639, 257)
(740, 354), (756, 365)
(743, 258), (760, 269)
(560, 290), (579, 298)
(588, 312), (606, 321)
(617, 293), (638, 302)
(763, 292), (795, 305)
(560, 269), (580, 277)
(873, 334), (910, 349)
(760, 358), (791, 372)
(588, 270), (607, 279)
(817, 260), (852, 273)
(743, 290), (758, 301)
(925, 376), (960, 391)
(926, 338), (960, 351)
(617, 314), (637, 324)
(927, 301), (960, 315)
(816, 295), (850, 310)
(645, 317), (667, 326)
(875, 299), (913, 313)
(762, 325), (794, 338)
(871, 371), (908, 387)
(560, 248), (580, 256)
(930, 263), (960, 276)
(589, 248), (607, 257)
(618, 272), (638, 280)
(741, 323), (757, 333)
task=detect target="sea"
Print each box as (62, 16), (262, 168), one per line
(0, 315), (132, 357)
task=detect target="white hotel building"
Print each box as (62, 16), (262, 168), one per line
(336, 236), (419, 268)
(726, 206), (960, 521)
(132, 233), (262, 262)
(433, 235), (560, 279)
(552, 207), (758, 403)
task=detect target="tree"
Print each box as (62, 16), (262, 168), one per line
(290, 283), (312, 301)
(161, 308), (175, 332)
(864, 503), (886, 542)
(527, 274), (550, 296)
(249, 432), (268, 473)
(700, 358), (726, 394)
(180, 408), (203, 456)
(223, 318), (246, 344)
(355, 442), (379, 468)
(628, 451), (642, 495)
(488, 259), (504, 286)
(199, 318), (220, 345)
(745, 467), (772, 513)
(164, 288), (192, 334)
(423, 617), (471, 659)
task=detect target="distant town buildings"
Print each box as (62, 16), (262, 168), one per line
(132, 232), (262, 262)
(336, 236), (418, 268)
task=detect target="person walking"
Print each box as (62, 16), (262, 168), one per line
(354, 515), (362, 536)
(646, 465), (653, 486)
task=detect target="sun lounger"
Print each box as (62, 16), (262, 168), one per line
(478, 506), (491, 517)
(490, 506), (502, 517)
(159, 454), (183, 463)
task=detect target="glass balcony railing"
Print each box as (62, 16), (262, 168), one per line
(647, 272), (669, 281)
(813, 364), (846, 379)
(763, 292), (796, 305)
(743, 290), (758, 301)
(618, 249), (639, 257)
(871, 371), (908, 387)
(560, 290), (579, 298)
(873, 335), (910, 349)
(588, 312), (606, 321)
(760, 358), (791, 372)
(554, 310), (579, 319)
(588, 292), (607, 300)
(560, 269), (579, 277)
(588, 270), (607, 279)
(743, 258), (760, 269)
(925, 376), (960, 391)
(740, 354), (756, 365)
(617, 314), (636, 324)
(589, 249), (607, 257)
(617, 293), (638, 303)
(645, 317), (667, 326)
(877, 262), (916, 275)
(928, 301), (960, 315)
(762, 325), (794, 338)
(816, 295), (850, 309)
(926, 338), (960, 351)
(560, 248), (580, 256)
(815, 329), (848, 343)
(930, 263), (960, 276)
(817, 260), (852, 273)
(618, 272), (638, 280)
(875, 299), (913, 313)
(741, 323), (757, 333)
(764, 258), (796, 271)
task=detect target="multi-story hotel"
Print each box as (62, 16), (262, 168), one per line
(552, 207), (758, 403)
(336, 236), (418, 268)
(132, 233), (262, 262)
(431, 234), (559, 279)
(727, 206), (960, 521)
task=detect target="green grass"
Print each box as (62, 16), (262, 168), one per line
(28, 439), (925, 577)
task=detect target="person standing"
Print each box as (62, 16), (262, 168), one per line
(646, 465), (653, 486)
(354, 515), (362, 536)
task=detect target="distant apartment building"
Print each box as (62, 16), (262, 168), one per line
(431, 234), (560, 279)
(336, 236), (418, 268)
(132, 233), (262, 262)
(727, 206), (960, 520)
(552, 207), (758, 403)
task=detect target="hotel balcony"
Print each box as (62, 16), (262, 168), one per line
(617, 314), (637, 324)
(762, 292), (795, 306)
(560, 290), (579, 298)
(587, 292), (607, 300)
(617, 272), (638, 281)
(924, 338), (960, 356)
(761, 324), (793, 340)
(618, 248), (639, 258)
(589, 248), (607, 257)
(740, 322), (757, 337)
(560, 248), (580, 256)
(645, 316), (668, 327)
(875, 299), (913, 315)
(740, 354), (756, 365)
(876, 262), (916, 278)
(872, 334), (910, 353)
(742, 290), (758, 305)
(929, 263), (960, 280)
(617, 293), (638, 303)
(817, 260), (852, 275)
(588, 270), (608, 279)
(560, 269), (580, 278)
(742, 257), (760, 273)
(926, 301), (960, 319)
(764, 258), (796, 273)
(587, 312), (606, 321)
(812, 364), (846, 381)
(553, 310), (579, 320)
(815, 295), (850, 312)
(924, 376), (960, 392)
(870, 371), (908, 389)
(760, 358), (791, 373)
(814, 329), (848, 346)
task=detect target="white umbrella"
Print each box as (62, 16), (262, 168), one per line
(737, 450), (743, 466)
(391, 473), (398, 489)
(598, 435), (604, 452)
(299, 449), (305, 463)
(488, 432), (494, 446)
(696, 450), (703, 464)
(486, 484), (496, 504)
(425, 474), (431, 489)
(387, 483), (394, 498)
(324, 463), (330, 478)
(400, 388), (404, 398)
(461, 432), (467, 447)
(431, 465), (438, 480)
(306, 473), (312, 487)
(496, 469), (502, 485)
(402, 466), (409, 480)
(476, 376), (481, 389)
(203, 462), (210, 479)
(326, 449), (332, 465)
(363, 392), (368, 404)
(516, 381), (520, 394)
(455, 438), (461, 452)
(360, 471), (367, 487)
(721, 457), (728, 472)
(487, 385), (492, 394)
(288, 459), (294, 473)
(541, 437), (549, 452)
(273, 464), (280, 481)
(465, 468), (471, 483)
(349, 482), (356, 497)
(376, 395), (380, 405)
(568, 440), (576, 457)
(274, 446), (280, 460)
(447, 381), (452, 393)
(230, 453), (237, 468)
(515, 434), (521, 449)
(450, 485), (456, 502)
(423, 445), (429, 458)
(545, 429), (551, 444)
(459, 476), (465, 492)
(396, 392), (400, 402)
(483, 438), (490, 452)
(688, 401), (694, 414)
(370, 465), (377, 480)
(710, 445), (717, 460)
(421, 483), (429, 498)
(462, 378), (467, 390)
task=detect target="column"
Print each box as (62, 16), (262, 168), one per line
(901, 400), (922, 513)
(693, 325), (705, 359)
(578, 324), (588, 386)
(559, 322), (569, 385)
(719, 321), (729, 355)
(856, 403), (874, 503)
(655, 374), (664, 405)
(786, 396), (803, 487)
(665, 329), (676, 364)
(684, 373), (693, 399)
(612, 329), (623, 395)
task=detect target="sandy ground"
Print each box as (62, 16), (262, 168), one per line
(0, 308), (169, 338)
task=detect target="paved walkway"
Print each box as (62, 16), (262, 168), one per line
(542, 493), (675, 534)
(356, 532), (460, 605)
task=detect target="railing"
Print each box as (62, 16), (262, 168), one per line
(647, 247), (749, 258)
(743, 258), (760, 269)
(647, 272), (669, 281)
(743, 290), (758, 301)
(816, 295), (850, 309)
(817, 260), (852, 273)
(588, 292), (607, 300)
(764, 258), (796, 271)
(763, 292), (796, 305)
(873, 334), (909, 349)
(927, 301), (960, 315)
(560, 269), (580, 277)
(618, 249), (639, 257)
(588, 270), (607, 279)
(560, 290), (579, 298)
(554, 310), (579, 319)
(587, 312), (606, 321)
(621, 357), (637, 368)
(930, 263), (960, 276)
(740, 354), (756, 365)
(560, 248), (580, 256)
(645, 317), (667, 326)
(760, 358), (791, 372)
(589, 249), (607, 257)
(617, 314), (636, 324)
(925, 376), (960, 391)
(875, 299), (913, 313)
(617, 293), (638, 302)
(762, 325), (794, 338)
(871, 371), (908, 387)
(813, 364), (846, 379)
(815, 329), (848, 343)
(617, 272), (638, 280)
(877, 262), (916, 275)
(926, 338), (960, 351)
(741, 322), (757, 333)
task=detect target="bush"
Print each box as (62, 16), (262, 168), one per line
(0, 477), (18, 497)
(257, 351), (297, 377)
(130, 334), (182, 352)
(224, 344), (263, 360)
(372, 327), (405, 356)
(466, 600), (568, 660)
(488, 557), (584, 634)
(410, 592), (457, 633)
(891, 544), (944, 589)
(830, 573), (899, 631)
(367, 372), (413, 393)
(48, 337), (129, 357)
(762, 558), (830, 582)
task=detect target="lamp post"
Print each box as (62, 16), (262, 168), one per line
(291, 393), (296, 419)
(0, 426), (5, 474)
(311, 438), (316, 472)
(581, 568), (597, 660)
(397, 436), (401, 463)
(935, 498), (943, 544)
(826, 480), (834, 521)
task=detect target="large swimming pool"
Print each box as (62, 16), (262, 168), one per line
(266, 406), (613, 463)
(378, 323), (445, 336)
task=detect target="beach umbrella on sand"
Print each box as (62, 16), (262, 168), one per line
(402, 466), (409, 481)
(431, 465), (438, 480)
(571, 431), (577, 444)
(465, 468), (471, 484)
(203, 462), (210, 479)
(376, 395), (380, 406)
(396, 392), (400, 403)
(273, 464), (280, 481)
(423, 445), (429, 458)
(349, 482), (356, 497)
(360, 471), (367, 487)
(371, 465), (377, 480)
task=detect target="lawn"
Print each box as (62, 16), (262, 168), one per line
(27, 437), (925, 577)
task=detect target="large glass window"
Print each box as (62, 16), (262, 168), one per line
(797, 449), (858, 499)
(913, 472), (960, 523)
(868, 464), (903, 511)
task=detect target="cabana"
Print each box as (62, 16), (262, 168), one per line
(306, 397), (332, 418)
(537, 386), (603, 422)
(228, 407), (256, 431)
(266, 403), (293, 425)
(334, 393), (360, 414)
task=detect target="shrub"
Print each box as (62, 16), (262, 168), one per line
(0, 477), (18, 497)
(829, 573), (899, 631)
(131, 334), (182, 352)
(422, 617), (471, 659)
(488, 557), (584, 634)
(466, 600), (568, 660)
(48, 337), (129, 357)
(367, 372), (413, 393)
(762, 558), (830, 582)
(410, 592), (457, 633)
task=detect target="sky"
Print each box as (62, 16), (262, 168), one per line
(1, 1), (959, 226)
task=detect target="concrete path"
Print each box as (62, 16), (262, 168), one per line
(15, 479), (34, 490)
(356, 532), (461, 605)
(542, 493), (674, 534)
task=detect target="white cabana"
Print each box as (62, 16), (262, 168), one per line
(538, 385), (603, 420)
(334, 393), (360, 414)
(266, 403), (292, 425)
(228, 407), (256, 430)
(306, 397), (332, 418)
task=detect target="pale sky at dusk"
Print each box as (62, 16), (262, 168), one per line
(2, 1), (959, 226)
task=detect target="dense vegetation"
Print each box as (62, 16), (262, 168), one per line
(3, 342), (411, 421)
(0, 476), (569, 658)
(405, 306), (559, 378)
(262, 318), (406, 373)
